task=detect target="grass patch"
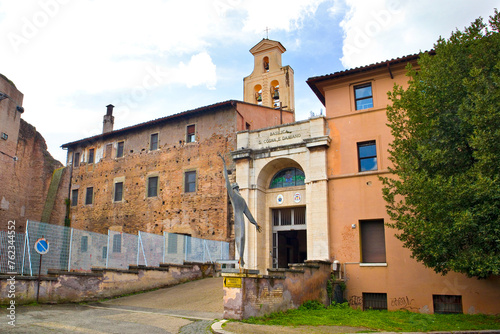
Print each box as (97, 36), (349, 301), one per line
(241, 302), (500, 332)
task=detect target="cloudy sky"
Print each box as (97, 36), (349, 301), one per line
(0, 0), (497, 163)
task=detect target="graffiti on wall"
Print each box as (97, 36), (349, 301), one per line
(348, 294), (418, 311)
(391, 296), (417, 311)
(348, 295), (363, 308)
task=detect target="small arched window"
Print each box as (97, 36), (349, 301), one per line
(270, 168), (305, 189)
(263, 57), (270, 72)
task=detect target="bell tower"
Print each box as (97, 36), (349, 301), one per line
(243, 39), (295, 112)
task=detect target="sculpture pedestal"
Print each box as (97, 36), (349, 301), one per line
(222, 261), (332, 320)
(222, 270), (262, 320)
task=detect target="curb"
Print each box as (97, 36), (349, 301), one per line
(211, 319), (233, 334)
(209, 321), (500, 334)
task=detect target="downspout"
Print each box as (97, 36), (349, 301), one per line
(64, 147), (74, 227)
(387, 63), (394, 79)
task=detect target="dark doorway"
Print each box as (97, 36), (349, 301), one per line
(276, 230), (307, 268)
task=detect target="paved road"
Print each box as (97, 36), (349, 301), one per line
(4, 276), (497, 334)
(1, 277), (224, 334)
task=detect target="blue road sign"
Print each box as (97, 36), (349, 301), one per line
(35, 238), (49, 255)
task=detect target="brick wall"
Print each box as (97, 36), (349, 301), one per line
(0, 119), (66, 232)
(67, 106), (238, 241)
(64, 101), (295, 242)
(0, 74), (23, 159)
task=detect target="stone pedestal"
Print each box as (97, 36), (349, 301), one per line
(222, 271), (262, 320)
(222, 261), (332, 320)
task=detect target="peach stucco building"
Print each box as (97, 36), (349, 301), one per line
(237, 51), (500, 314)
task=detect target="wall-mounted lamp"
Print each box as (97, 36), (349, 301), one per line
(351, 224), (357, 229)
(0, 92), (24, 113)
(0, 150), (18, 161)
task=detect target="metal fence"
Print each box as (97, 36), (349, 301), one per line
(0, 220), (230, 275)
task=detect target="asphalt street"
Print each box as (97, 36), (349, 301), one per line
(1, 277), (224, 334)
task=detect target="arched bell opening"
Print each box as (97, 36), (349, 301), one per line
(271, 80), (280, 108)
(263, 56), (270, 72)
(254, 84), (263, 105)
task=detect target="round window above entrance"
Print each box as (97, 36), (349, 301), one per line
(269, 168), (305, 189)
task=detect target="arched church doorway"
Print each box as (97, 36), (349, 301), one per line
(267, 166), (307, 268)
(272, 207), (306, 268)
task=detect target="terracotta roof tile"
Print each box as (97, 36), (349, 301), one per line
(306, 51), (434, 105)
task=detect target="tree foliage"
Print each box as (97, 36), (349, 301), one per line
(382, 10), (500, 279)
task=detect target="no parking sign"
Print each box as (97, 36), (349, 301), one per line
(34, 237), (49, 302)
(35, 238), (49, 255)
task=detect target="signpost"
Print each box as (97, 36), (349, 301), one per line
(34, 237), (49, 303)
(223, 277), (242, 288)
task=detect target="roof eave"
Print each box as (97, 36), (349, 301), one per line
(61, 100), (239, 149)
(306, 51), (433, 107)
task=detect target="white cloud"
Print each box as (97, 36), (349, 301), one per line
(328, 0), (348, 17)
(171, 53), (217, 89)
(2, 0), (495, 164)
(241, 0), (325, 33)
(1, 0), (327, 163)
(337, 0), (498, 69)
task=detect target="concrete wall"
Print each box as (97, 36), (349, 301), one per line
(223, 260), (331, 320)
(0, 262), (214, 305)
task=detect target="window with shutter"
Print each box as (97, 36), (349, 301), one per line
(360, 219), (386, 263)
(147, 176), (158, 197)
(71, 189), (78, 206)
(73, 152), (80, 167)
(150, 133), (159, 151)
(114, 182), (123, 202)
(85, 187), (94, 205)
(186, 124), (196, 143)
(116, 141), (124, 158)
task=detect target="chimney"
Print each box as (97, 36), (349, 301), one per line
(103, 104), (115, 134)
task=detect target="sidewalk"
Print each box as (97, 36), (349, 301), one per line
(212, 321), (500, 334)
(212, 320), (371, 333)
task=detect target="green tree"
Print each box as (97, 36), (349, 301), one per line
(382, 10), (500, 279)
